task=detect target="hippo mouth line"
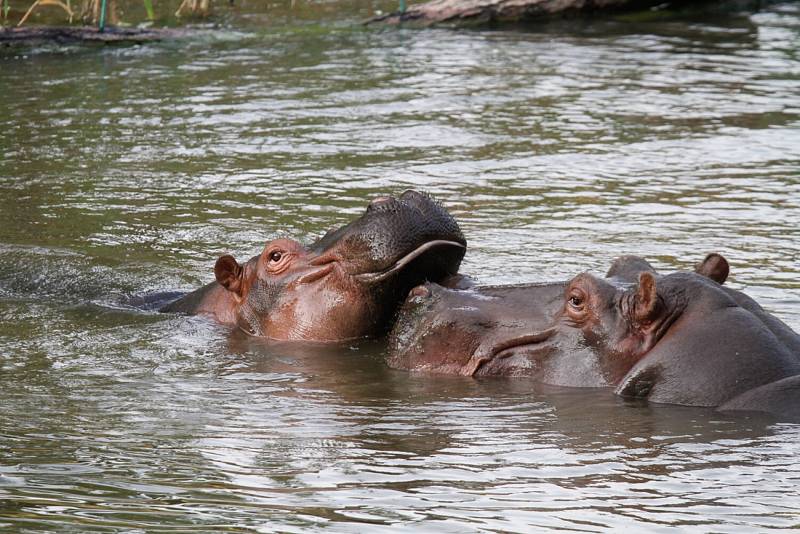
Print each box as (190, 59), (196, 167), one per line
(353, 240), (466, 284)
(463, 328), (557, 376)
(298, 239), (465, 287)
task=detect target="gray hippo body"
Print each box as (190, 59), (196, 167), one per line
(388, 253), (800, 421)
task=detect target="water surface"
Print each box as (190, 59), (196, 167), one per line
(1, 2), (800, 531)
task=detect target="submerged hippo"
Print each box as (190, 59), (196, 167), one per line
(389, 253), (800, 419)
(161, 190), (466, 341)
(607, 270), (800, 410)
(388, 254), (727, 384)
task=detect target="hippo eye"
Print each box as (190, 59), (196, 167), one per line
(567, 289), (587, 313)
(269, 251), (282, 263)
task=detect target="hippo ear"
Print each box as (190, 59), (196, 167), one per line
(215, 255), (244, 296)
(695, 253), (729, 285)
(633, 271), (660, 324)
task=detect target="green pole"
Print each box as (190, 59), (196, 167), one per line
(399, 0), (406, 13)
(98, 0), (108, 32)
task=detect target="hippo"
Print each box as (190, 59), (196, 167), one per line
(388, 253), (800, 419)
(388, 254), (728, 385)
(608, 270), (800, 409)
(161, 190), (466, 341)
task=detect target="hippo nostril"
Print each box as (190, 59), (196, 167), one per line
(409, 285), (431, 299)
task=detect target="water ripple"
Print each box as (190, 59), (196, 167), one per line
(1, 2), (799, 531)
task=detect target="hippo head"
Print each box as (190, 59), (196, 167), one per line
(552, 269), (684, 385)
(214, 190), (466, 341)
(500, 253), (733, 386)
(387, 254), (732, 387)
(565, 256), (800, 407)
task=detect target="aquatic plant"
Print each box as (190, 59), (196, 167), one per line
(11, 0), (213, 27)
(17, 0), (75, 26)
(13, 0), (110, 26)
(175, 0), (210, 18)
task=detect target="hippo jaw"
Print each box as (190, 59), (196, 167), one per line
(352, 240), (467, 284)
(462, 327), (559, 376)
(310, 190), (467, 279)
(387, 282), (570, 378)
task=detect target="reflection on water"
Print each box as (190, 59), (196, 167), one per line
(2, 2), (800, 531)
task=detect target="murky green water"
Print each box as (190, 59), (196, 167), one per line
(2, 2), (800, 531)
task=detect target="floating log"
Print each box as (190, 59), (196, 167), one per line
(0, 25), (193, 46)
(370, 0), (685, 26)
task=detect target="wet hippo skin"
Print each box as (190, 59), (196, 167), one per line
(388, 253), (800, 420)
(161, 190), (466, 342)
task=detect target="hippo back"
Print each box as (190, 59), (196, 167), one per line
(718, 375), (800, 422)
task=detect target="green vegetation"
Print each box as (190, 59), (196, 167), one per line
(2, 0), (211, 27)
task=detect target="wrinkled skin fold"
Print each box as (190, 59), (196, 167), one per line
(388, 253), (800, 421)
(161, 190), (466, 341)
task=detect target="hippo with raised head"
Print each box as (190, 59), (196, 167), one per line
(388, 253), (800, 419)
(161, 190), (466, 341)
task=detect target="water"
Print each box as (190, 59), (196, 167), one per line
(2, 2), (800, 531)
